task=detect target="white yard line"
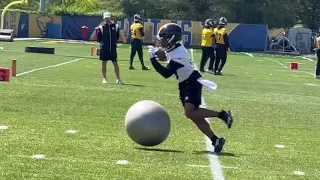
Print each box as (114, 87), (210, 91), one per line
(265, 57), (315, 76)
(265, 57), (287, 69)
(16, 58), (83, 77)
(301, 56), (314, 61)
(241, 52), (254, 57)
(190, 49), (225, 180)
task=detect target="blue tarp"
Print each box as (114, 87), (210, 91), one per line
(61, 16), (101, 40)
(229, 24), (268, 52)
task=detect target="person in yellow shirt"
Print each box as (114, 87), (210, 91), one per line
(199, 19), (216, 73)
(214, 17), (230, 76)
(129, 14), (149, 70)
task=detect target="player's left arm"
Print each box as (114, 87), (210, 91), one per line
(150, 58), (182, 78)
(139, 27), (145, 37)
(115, 24), (120, 41)
(96, 26), (103, 43)
(223, 33), (230, 50)
(211, 32), (216, 45)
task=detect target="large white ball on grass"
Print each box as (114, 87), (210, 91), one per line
(125, 100), (171, 146)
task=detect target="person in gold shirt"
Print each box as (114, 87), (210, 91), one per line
(199, 19), (216, 73)
(214, 17), (230, 76)
(129, 14), (149, 70)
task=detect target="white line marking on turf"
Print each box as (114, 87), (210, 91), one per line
(190, 49), (224, 180)
(16, 58), (83, 77)
(266, 57), (287, 69)
(188, 164), (210, 168)
(241, 52), (254, 57)
(266, 57), (316, 77)
(116, 160), (129, 165)
(275, 144), (285, 149)
(304, 83), (320, 86)
(0, 125), (9, 130)
(66, 130), (79, 134)
(293, 171), (305, 176)
(187, 164), (238, 170)
(301, 71), (314, 76)
(31, 154), (45, 159)
(301, 56), (314, 61)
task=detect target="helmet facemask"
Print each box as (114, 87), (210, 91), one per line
(155, 34), (180, 51)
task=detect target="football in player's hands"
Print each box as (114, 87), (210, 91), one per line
(155, 48), (167, 61)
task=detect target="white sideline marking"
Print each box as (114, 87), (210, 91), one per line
(275, 144), (285, 149)
(293, 171), (305, 176)
(66, 130), (78, 134)
(301, 56), (314, 61)
(265, 57), (287, 69)
(301, 71), (314, 76)
(188, 164), (238, 169)
(0, 125), (9, 130)
(16, 58), (83, 77)
(190, 49), (224, 180)
(31, 154), (45, 159)
(241, 52), (254, 57)
(188, 164), (210, 168)
(116, 160), (129, 165)
(304, 83), (320, 87)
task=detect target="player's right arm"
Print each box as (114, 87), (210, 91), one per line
(138, 24), (145, 37)
(150, 58), (183, 78)
(96, 26), (103, 42)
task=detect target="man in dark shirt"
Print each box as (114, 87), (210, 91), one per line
(96, 12), (124, 84)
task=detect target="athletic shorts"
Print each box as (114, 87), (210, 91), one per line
(99, 49), (117, 62)
(179, 78), (202, 108)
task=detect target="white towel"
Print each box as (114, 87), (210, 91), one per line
(197, 78), (218, 93)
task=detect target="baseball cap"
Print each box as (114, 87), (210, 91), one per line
(103, 12), (112, 19)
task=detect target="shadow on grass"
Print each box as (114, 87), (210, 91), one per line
(193, 151), (239, 157)
(136, 147), (184, 153)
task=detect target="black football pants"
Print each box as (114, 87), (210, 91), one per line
(200, 46), (215, 72)
(130, 38), (145, 67)
(215, 45), (227, 72)
(316, 49), (320, 75)
(316, 59), (320, 75)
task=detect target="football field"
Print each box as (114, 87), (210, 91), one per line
(0, 40), (320, 180)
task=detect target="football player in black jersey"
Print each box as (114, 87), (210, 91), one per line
(147, 23), (233, 153)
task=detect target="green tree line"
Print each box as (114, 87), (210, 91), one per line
(1, 0), (319, 29)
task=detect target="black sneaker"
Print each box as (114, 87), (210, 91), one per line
(129, 66), (136, 70)
(213, 137), (226, 153)
(219, 110), (233, 129)
(217, 71), (223, 76)
(142, 66), (150, 70)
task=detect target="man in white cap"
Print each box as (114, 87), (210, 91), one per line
(96, 12), (124, 84)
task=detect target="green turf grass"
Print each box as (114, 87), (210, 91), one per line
(1, 40), (320, 179)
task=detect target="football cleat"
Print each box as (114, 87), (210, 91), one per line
(213, 137), (226, 153)
(219, 110), (233, 129)
(142, 66), (150, 70)
(116, 79), (124, 85)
